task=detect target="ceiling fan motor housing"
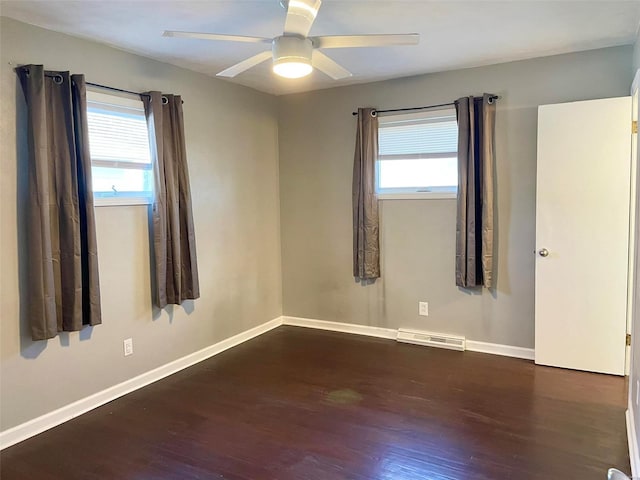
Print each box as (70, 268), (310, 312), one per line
(272, 35), (313, 67)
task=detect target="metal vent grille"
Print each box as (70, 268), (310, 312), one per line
(396, 329), (466, 351)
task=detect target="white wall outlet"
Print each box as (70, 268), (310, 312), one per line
(418, 302), (429, 316)
(123, 338), (133, 357)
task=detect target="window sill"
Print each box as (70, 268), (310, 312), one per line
(94, 196), (152, 207)
(377, 192), (457, 200)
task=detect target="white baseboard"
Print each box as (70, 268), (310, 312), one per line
(466, 340), (535, 360)
(283, 316), (397, 339)
(0, 316), (283, 451)
(282, 316), (534, 360)
(628, 407), (640, 478)
(1, 315), (535, 451)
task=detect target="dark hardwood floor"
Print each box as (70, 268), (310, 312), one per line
(1, 326), (629, 479)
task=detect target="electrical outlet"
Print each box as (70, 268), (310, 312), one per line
(419, 302), (429, 316)
(123, 338), (133, 357)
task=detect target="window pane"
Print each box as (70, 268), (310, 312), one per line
(378, 158), (457, 189)
(86, 92), (153, 203)
(91, 166), (153, 195)
(376, 108), (458, 195)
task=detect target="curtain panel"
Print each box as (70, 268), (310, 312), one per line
(143, 92), (199, 308)
(17, 65), (101, 341)
(455, 94), (496, 288)
(352, 107), (380, 281)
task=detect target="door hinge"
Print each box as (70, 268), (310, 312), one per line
(627, 333), (632, 346)
(633, 121), (638, 134)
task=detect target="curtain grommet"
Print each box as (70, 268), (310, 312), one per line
(53, 74), (63, 85)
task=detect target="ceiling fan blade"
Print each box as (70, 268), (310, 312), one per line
(283, 0), (322, 37)
(217, 51), (272, 78)
(163, 31), (272, 44)
(312, 51), (352, 80)
(312, 34), (419, 49)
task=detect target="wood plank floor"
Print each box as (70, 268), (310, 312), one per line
(1, 326), (630, 479)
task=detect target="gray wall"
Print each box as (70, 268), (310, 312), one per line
(0, 17), (282, 431)
(278, 46), (633, 349)
(634, 26), (640, 72)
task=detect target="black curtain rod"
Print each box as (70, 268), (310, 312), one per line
(19, 68), (150, 98)
(86, 81), (151, 99)
(351, 95), (499, 116)
(16, 67), (177, 103)
(85, 81), (178, 104)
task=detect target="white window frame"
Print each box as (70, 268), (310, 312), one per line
(87, 90), (153, 207)
(376, 108), (458, 201)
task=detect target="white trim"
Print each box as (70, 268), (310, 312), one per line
(465, 340), (535, 360)
(87, 89), (144, 109)
(282, 316), (397, 339)
(0, 317), (283, 450)
(0, 316), (536, 450)
(628, 407), (640, 478)
(378, 107), (456, 123)
(94, 196), (152, 207)
(377, 192), (457, 200)
(631, 69), (640, 97)
(627, 71), (640, 377)
(282, 316), (534, 360)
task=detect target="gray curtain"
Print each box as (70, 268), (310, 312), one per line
(352, 107), (380, 281)
(455, 94), (496, 288)
(17, 65), (101, 341)
(143, 92), (199, 308)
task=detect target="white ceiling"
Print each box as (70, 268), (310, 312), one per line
(1, 0), (639, 96)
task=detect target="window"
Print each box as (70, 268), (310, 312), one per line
(86, 90), (153, 206)
(377, 107), (458, 199)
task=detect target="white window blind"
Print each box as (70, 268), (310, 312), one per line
(86, 90), (153, 205)
(377, 108), (458, 198)
(87, 108), (151, 166)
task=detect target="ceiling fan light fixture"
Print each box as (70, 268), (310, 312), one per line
(273, 60), (313, 78)
(272, 35), (314, 78)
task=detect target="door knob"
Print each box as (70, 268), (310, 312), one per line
(608, 468), (631, 480)
(538, 248), (549, 257)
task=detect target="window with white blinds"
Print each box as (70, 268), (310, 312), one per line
(377, 107), (458, 199)
(86, 90), (153, 206)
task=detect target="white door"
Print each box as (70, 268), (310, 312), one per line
(535, 97), (631, 376)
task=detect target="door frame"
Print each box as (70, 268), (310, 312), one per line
(627, 69), (640, 376)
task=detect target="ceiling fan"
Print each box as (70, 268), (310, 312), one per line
(163, 0), (419, 80)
